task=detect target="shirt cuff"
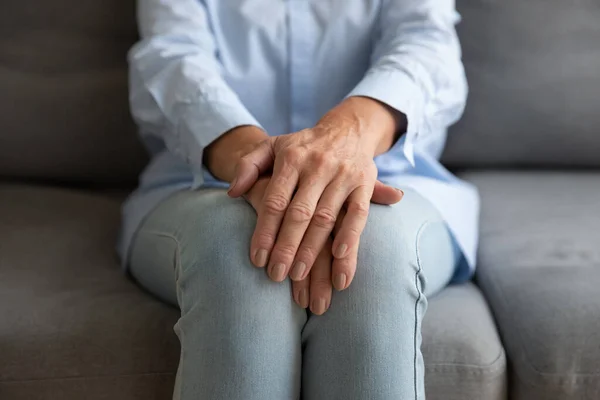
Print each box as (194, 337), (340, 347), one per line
(178, 92), (262, 189)
(347, 69), (426, 166)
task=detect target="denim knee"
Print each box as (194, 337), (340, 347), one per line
(167, 191), (300, 320)
(350, 202), (424, 301)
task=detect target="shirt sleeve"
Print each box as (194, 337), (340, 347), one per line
(347, 0), (468, 165)
(128, 0), (260, 171)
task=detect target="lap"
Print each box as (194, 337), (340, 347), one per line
(129, 187), (459, 305)
(129, 189), (258, 305)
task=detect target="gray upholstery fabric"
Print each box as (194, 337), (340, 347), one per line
(423, 284), (507, 400)
(0, 184), (506, 400)
(443, 0), (600, 168)
(462, 171), (600, 400)
(0, 185), (178, 399)
(0, 1), (147, 183)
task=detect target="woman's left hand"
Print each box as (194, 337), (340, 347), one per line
(228, 97), (404, 291)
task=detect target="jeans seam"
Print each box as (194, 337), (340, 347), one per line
(139, 230), (182, 269)
(140, 229), (185, 399)
(413, 220), (430, 400)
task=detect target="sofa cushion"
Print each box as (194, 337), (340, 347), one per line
(423, 283), (507, 400)
(0, 184), (506, 399)
(0, 185), (178, 399)
(462, 171), (600, 400)
(0, 1), (147, 184)
(443, 0), (600, 168)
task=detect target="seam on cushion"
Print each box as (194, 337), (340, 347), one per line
(425, 349), (507, 378)
(425, 367), (505, 378)
(482, 266), (600, 383)
(425, 347), (507, 371)
(0, 371), (175, 384)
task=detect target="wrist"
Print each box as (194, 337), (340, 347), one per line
(319, 96), (404, 157)
(203, 125), (268, 182)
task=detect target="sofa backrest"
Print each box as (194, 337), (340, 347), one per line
(443, 0), (600, 168)
(1, 0), (598, 185)
(0, 0), (147, 184)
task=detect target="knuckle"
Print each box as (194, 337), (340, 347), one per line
(310, 274), (331, 290)
(287, 202), (314, 224)
(273, 242), (298, 259)
(333, 255), (348, 268)
(347, 226), (362, 237)
(235, 158), (253, 176)
(366, 162), (378, 179)
(282, 147), (303, 165)
(298, 245), (319, 264)
(311, 152), (327, 165)
(273, 174), (290, 188)
(313, 207), (337, 228)
(262, 194), (289, 214)
(237, 156), (251, 168)
(347, 200), (370, 218)
(311, 152), (334, 170)
(254, 231), (276, 248)
(334, 257), (355, 275)
(292, 280), (308, 291)
(337, 163), (353, 177)
(355, 169), (368, 182)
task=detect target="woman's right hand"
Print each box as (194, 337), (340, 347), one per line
(245, 177), (334, 315)
(203, 125), (269, 183)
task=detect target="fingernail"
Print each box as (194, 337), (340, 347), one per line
(254, 249), (268, 267)
(298, 289), (309, 308)
(333, 273), (347, 291)
(290, 261), (306, 281)
(270, 263), (286, 281)
(311, 298), (327, 315)
(395, 188), (404, 196)
(334, 243), (347, 259)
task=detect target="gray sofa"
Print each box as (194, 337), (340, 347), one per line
(0, 1), (598, 399)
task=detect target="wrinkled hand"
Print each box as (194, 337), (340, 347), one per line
(244, 177), (335, 315)
(228, 98), (403, 291)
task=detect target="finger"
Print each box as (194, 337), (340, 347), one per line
(309, 241), (333, 315)
(242, 177), (270, 213)
(332, 185), (371, 260)
(371, 180), (404, 205)
(228, 139), (275, 198)
(268, 174), (330, 282)
(332, 235), (360, 291)
(250, 153), (300, 268)
(330, 186), (371, 289)
(331, 207), (357, 290)
(292, 275), (310, 309)
(290, 179), (350, 282)
(333, 207), (346, 236)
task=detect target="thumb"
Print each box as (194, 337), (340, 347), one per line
(370, 180), (404, 205)
(242, 177), (270, 212)
(228, 139), (274, 197)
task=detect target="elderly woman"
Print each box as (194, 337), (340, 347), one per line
(120, 0), (479, 398)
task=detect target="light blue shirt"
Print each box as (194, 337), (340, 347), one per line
(120, 0), (480, 281)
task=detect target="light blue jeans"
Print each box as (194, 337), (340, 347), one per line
(129, 188), (460, 400)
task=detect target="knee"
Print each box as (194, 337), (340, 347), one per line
(169, 191), (297, 314)
(352, 203), (419, 297)
(175, 191), (257, 273)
